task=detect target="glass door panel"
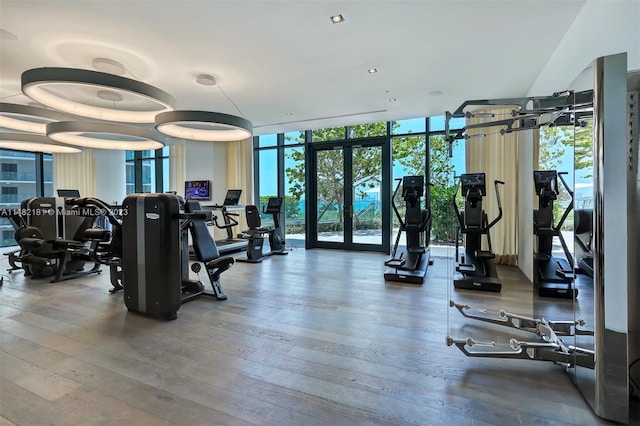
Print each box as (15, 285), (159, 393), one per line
(352, 145), (382, 245)
(315, 147), (345, 244)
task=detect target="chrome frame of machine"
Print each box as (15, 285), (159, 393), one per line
(444, 53), (638, 424)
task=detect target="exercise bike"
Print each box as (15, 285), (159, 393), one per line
(453, 173), (504, 292)
(384, 175), (433, 284)
(237, 197), (288, 263)
(533, 170), (577, 298)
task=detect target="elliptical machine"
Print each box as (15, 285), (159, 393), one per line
(237, 197), (288, 263)
(384, 175), (433, 284)
(533, 170), (577, 298)
(453, 173), (504, 292)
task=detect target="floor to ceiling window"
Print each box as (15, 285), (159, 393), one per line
(254, 115), (467, 252)
(125, 147), (170, 194)
(255, 132), (306, 247)
(0, 149), (53, 247)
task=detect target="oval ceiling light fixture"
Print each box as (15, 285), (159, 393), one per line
(0, 132), (82, 153)
(47, 121), (165, 151)
(155, 111), (253, 142)
(0, 102), (71, 134)
(21, 67), (175, 123)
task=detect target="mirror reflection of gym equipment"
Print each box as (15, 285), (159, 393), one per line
(452, 173), (504, 292)
(237, 197), (288, 263)
(444, 53), (637, 424)
(533, 170), (577, 298)
(384, 175), (433, 284)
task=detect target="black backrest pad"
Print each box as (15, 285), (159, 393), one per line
(245, 205), (261, 229)
(190, 219), (220, 262)
(184, 199), (201, 213)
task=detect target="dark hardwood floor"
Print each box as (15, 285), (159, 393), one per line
(0, 248), (614, 425)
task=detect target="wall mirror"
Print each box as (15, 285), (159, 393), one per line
(445, 53), (634, 424)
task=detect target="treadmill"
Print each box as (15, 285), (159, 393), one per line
(202, 189), (248, 255)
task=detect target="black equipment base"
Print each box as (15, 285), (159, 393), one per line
(453, 272), (502, 292)
(535, 256), (577, 299)
(537, 281), (578, 299)
(384, 250), (431, 284)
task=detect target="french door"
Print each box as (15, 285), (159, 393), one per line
(307, 138), (391, 253)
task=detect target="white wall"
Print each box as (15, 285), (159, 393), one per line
(185, 140), (228, 239)
(184, 141), (227, 200)
(529, 0), (640, 95)
(93, 149), (125, 204)
(520, 0), (640, 280)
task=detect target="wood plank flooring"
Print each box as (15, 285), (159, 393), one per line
(0, 248), (619, 425)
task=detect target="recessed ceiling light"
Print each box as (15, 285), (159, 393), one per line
(92, 58), (126, 76)
(368, 68), (378, 74)
(388, 98), (397, 103)
(287, 112), (294, 116)
(196, 74), (217, 86)
(427, 90), (443, 97)
(330, 14), (345, 24)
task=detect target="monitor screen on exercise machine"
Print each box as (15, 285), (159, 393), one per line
(460, 173), (486, 197)
(223, 189), (242, 205)
(533, 170), (558, 195)
(402, 176), (424, 197)
(265, 197), (283, 214)
(57, 189), (81, 197)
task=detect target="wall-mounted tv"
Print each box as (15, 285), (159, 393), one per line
(184, 180), (211, 201)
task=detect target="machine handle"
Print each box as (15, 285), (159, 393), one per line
(487, 180), (504, 230)
(554, 172), (574, 232)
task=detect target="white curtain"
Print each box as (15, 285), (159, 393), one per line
(226, 137), (254, 230)
(465, 108), (519, 265)
(169, 143), (186, 196)
(52, 149), (95, 197)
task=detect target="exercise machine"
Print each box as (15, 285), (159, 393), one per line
(207, 189), (247, 255)
(122, 194), (234, 320)
(384, 175), (433, 284)
(447, 300), (594, 368)
(453, 173), (504, 292)
(5, 196), (104, 283)
(183, 199), (234, 302)
(237, 197), (288, 263)
(533, 170), (577, 298)
(574, 208), (593, 278)
(63, 196), (124, 293)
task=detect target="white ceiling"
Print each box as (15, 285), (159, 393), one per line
(0, 0), (637, 138)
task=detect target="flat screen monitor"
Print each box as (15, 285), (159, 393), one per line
(223, 189), (242, 205)
(533, 170), (558, 195)
(184, 180), (211, 201)
(402, 175), (424, 197)
(57, 189), (80, 197)
(265, 197), (283, 214)
(460, 173), (486, 196)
